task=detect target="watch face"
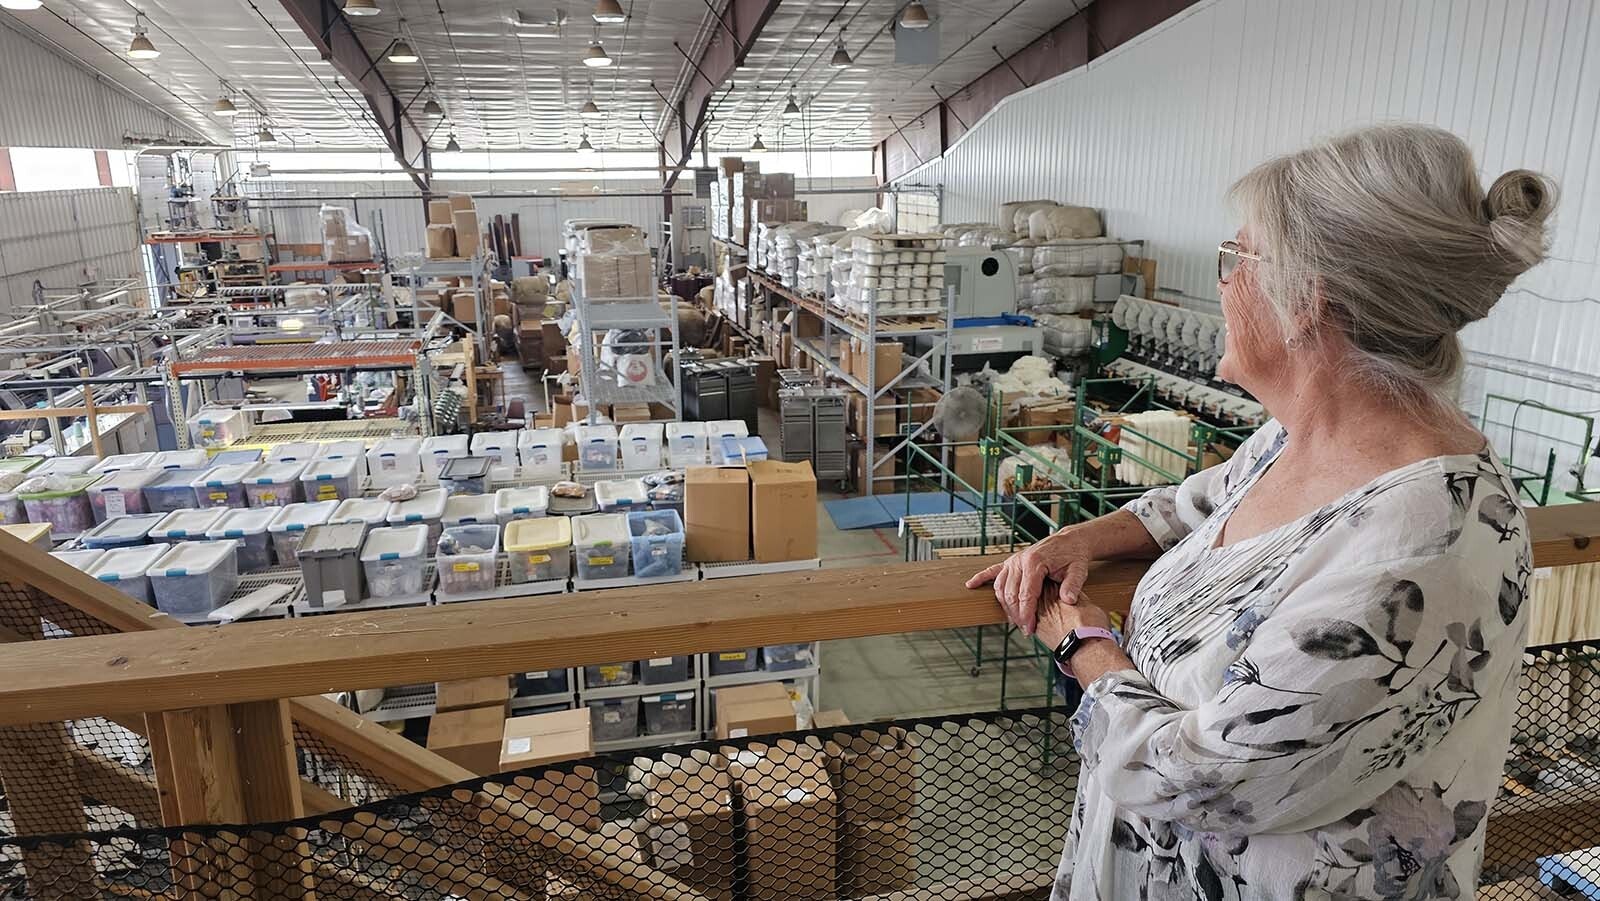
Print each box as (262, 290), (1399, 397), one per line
(1053, 632), (1078, 665)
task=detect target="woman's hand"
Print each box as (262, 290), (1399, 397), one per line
(966, 530), (1094, 636)
(1032, 598), (1113, 655)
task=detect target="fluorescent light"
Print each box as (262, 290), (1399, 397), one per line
(0, 0), (44, 9)
(343, 0), (380, 16)
(899, 1), (932, 30)
(584, 41), (612, 67)
(591, 0), (625, 24)
(830, 40), (852, 68)
(388, 40), (419, 63)
(213, 96), (238, 117)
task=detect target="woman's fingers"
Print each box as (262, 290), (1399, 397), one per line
(1015, 559), (1047, 635)
(994, 565), (1016, 618)
(1058, 559), (1090, 606)
(965, 563), (1002, 588)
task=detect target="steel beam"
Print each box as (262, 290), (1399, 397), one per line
(660, 0), (784, 189)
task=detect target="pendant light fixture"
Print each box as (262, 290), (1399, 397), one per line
(577, 132), (596, 154)
(126, 11), (160, 59)
(213, 85), (238, 117)
(830, 35), (852, 68)
(782, 93), (801, 118)
(257, 125), (277, 144)
(444, 129), (461, 153)
(388, 39), (419, 63)
(580, 98), (602, 118)
(343, 0), (380, 16)
(0, 0), (44, 10)
(584, 41), (613, 67)
(424, 97), (442, 117)
(749, 135), (767, 154)
(591, 0), (625, 25)
(899, 1), (932, 30)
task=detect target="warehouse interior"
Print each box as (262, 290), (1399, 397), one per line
(0, 0), (1597, 898)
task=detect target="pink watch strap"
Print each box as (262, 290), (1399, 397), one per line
(1058, 627), (1117, 678)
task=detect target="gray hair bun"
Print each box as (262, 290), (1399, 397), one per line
(1485, 169), (1556, 270)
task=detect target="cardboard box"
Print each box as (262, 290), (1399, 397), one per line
(953, 444), (987, 491)
(534, 414), (555, 429)
(326, 235), (372, 263)
(1013, 399), (1074, 445)
(824, 726), (917, 823)
(498, 764), (601, 831)
(902, 387), (942, 433)
(427, 705), (506, 775)
(611, 402), (652, 424)
(500, 708), (593, 771)
(717, 157), (744, 177)
(643, 754), (736, 901)
(715, 682), (795, 739)
(728, 743), (837, 901)
(811, 709), (851, 728)
(453, 209), (481, 258)
(493, 297), (512, 319)
(435, 676), (510, 715)
(849, 394), (897, 439)
(853, 446), (902, 492)
(848, 341), (902, 390)
(428, 199), (454, 225)
(448, 192), (474, 213)
(426, 224), (457, 259)
(840, 816), (915, 896)
(451, 292), (477, 324)
(748, 460), (817, 563)
(750, 355), (778, 408)
(685, 466), (750, 563)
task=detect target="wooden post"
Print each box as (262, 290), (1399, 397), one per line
(79, 368), (104, 460)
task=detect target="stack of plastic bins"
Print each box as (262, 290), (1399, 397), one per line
(267, 500), (339, 563)
(471, 431), (520, 481)
(585, 660), (635, 688)
(316, 440), (368, 478)
(387, 488), (447, 545)
(243, 462), (305, 509)
(626, 509), (685, 578)
(709, 648), (760, 676)
(706, 420), (749, 442)
(80, 513), (165, 550)
(443, 493), (498, 528)
(619, 423), (664, 471)
(19, 473), (100, 538)
(88, 452), (152, 475)
(189, 408), (248, 449)
(642, 691), (695, 736)
(587, 698), (641, 743)
(149, 508), (227, 545)
(87, 468), (161, 522)
(330, 497), (392, 534)
(148, 540), (240, 617)
(296, 522), (368, 609)
(571, 513), (630, 580)
(150, 449), (209, 471)
(575, 425), (621, 473)
(33, 457), (97, 477)
(300, 457), (359, 504)
(494, 486), (549, 527)
(440, 456), (493, 496)
(359, 525), (429, 599)
(206, 507), (280, 572)
(517, 428), (565, 481)
(436, 523), (499, 595)
(266, 441), (320, 465)
(366, 437), (423, 488)
(716, 435), (769, 465)
(594, 479), (648, 513)
(51, 548), (105, 572)
(504, 517), (571, 583)
(142, 469), (203, 514)
(762, 643), (816, 672)
(420, 434), (469, 477)
(665, 422), (708, 468)
(190, 463), (253, 508)
(87, 544), (167, 604)
(640, 655), (691, 685)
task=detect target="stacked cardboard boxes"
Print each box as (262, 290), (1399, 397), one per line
(500, 707), (594, 771)
(321, 203), (373, 263)
(684, 462), (817, 564)
(577, 227), (654, 299)
(643, 752), (737, 901)
(826, 727), (918, 896)
(728, 743), (838, 901)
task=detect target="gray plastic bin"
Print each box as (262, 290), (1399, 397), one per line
(709, 648), (759, 676)
(296, 521), (367, 609)
(584, 661), (636, 688)
(517, 669), (570, 697)
(640, 656), (692, 685)
(642, 691), (695, 736)
(587, 698), (641, 742)
(762, 643), (816, 672)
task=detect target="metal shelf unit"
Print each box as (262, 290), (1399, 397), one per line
(570, 265), (681, 423)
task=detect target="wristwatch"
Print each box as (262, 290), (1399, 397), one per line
(1052, 627), (1117, 678)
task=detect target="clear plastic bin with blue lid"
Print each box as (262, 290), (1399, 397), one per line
(142, 468), (204, 514)
(190, 462), (255, 508)
(80, 512), (165, 549)
(51, 547), (106, 572)
(571, 512), (630, 580)
(206, 507), (280, 573)
(386, 487), (447, 544)
(619, 423), (665, 470)
(150, 449), (208, 471)
(208, 448), (262, 468)
(717, 435), (769, 465)
(88, 452), (153, 475)
(706, 420), (749, 441)
(148, 539), (240, 616)
(575, 424), (621, 473)
(504, 516), (571, 583)
(517, 428), (565, 480)
(300, 456), (359, 503)
(150, 507), (228, 543)
(330, 496), (392, 532)
(315, 440), (369, 477)
(366, 436), (422, 488)
(471, 431), (520, 479)
(420, 434), (469, 476)
(267, 499), (339, 561)
(18, 472), (101, 538)
(443, 493), (497, 527)
(436, 522), (499, 595)
(243, 461), (306, 508)
(359, 525), (429, 598)
(626, 508), (685, 578)
(440, 456), (494, 496)
(189, 408), (248, 448)
(665, 422), (708, 466)
(762, 643), (816, 672)
(32, 456), (97, 477)
(87, 467), (162, 522)
(87, 544), (168, 604)
(494, 485), (549, 526)
(266, 441), (321, 464)
(594, 478), (648, 512)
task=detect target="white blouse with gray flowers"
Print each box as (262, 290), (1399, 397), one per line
(1056, 420), (1531, 900)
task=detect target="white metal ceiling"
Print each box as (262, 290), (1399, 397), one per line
(7, 0), (1071, 155)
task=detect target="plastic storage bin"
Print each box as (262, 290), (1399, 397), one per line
(266, 441), (320, 464)
(330, 497), (392, 532)
(296, 522), (367, 609)
(588, 698), (641, 743)
(52, 548), (106, 572)
(436, 523), (499, 595)
(149, 540), (240, 616)
(360, 525), (429, 598)
(366, 437), (422, 488)
(316, 440), (368, 478)
(440, 456), (493, 496)
(0, 457), (41, 476)
(665, 422), (708, 467)
(88, 545), (167, 604)
(268, 500), (339, 562)
(89, 452), (153, 475)
(619, 423), (665, 470)
(516, 669), (570, 697)
(594, 479), (648, 512)
(443, 493), (497, 527)
(142, 469), (203, 514)
(709, 648), (760, 676)
(762, 643), (816, 672)
(190, 463), (254, 509)
(243, 461), (305, 508)
(189, 408), (248, 449)
(209, 448), (262, 468)
(642, 691), (695, 736)
(717, 436), (768, 465)
(19, 473), (99, 538)
(504, 517), (571, 583)
(471, 432), (520, 479)
(87, 468), (161, 522)
(151, 449), (209, 471)
(494, 487), (549, 527)
(571, 513), (630, 580)
(300, 457), (359, 503)
(33, 456), (97, 477)
(420, 434), (468, 475)
(81, 512), (165, 550)
(517, 428), (565, 480)
(387, 488), (447, 545)
(575, 425), (620, 473)
(150, 508), (227, 544)
(640, 655), (692, 685)
(585, 661), (636, 688)
(547, 483), (597, 517)
(207, 507), (279, 573)
(626, 509), (684, 578)
(706, 420), (749, 441)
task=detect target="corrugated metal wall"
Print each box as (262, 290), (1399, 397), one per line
(0, 18), (199, 148)
(898, 0), (1600, 496)
(0, 188), (143, 315)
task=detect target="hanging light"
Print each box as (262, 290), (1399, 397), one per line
(580, 98), (602, 118)
(0, 0), (44, 9)
(899, 1), (932, 30)
(583, 41), (613, 67)
(591, 0), (625, 25)
(782, 94), (801, 118)
(830, 37), (852, 68)
(126, 13), (159, 59)
(444, 130), (461, 152)
(343, 0), (381, 16)
(213, 95), (238, 117)
(424, 97), (442, 116)
(749, 135), (767, 154)
(577, 132), (596, 154)
(257, 125), (277, 144)
(388, 39), (419, 63)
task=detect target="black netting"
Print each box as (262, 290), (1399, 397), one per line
(293, 724), (403, 809)
(0, 581), (120, 641)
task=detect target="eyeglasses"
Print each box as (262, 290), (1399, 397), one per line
(1218, 240), (1265, 284)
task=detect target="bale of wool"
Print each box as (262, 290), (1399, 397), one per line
(1042, 205), (1104, 240)
(1000, 200), (1057, 236)
(1032, 239), (1123, 277)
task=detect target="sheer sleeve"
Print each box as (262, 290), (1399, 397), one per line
(1121, 421), (1284, 550)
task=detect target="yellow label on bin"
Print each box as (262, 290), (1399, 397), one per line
(209, 491), (228, 503)
(590, 555), (614, 566)
(526, 553), (551, 564)
(599, 665), (624, 679)
(316, 484), (338, 501)
(261, 492), (277, 503)
(719, 652), (747, 662)
(452, 562), (480, 573)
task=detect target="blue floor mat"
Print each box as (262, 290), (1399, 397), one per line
(823, 492), (978, 530)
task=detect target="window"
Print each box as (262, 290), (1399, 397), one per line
(9, 147), (102, 192)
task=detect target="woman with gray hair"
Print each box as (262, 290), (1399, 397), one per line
(969, 124), (1554, 899)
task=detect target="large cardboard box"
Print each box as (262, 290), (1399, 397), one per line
(748, 460), (817, 562)
(435, 676), (510, 715)
(500, 765), (602, 832)
(852, 446), (902, 492)
(643, 754), (736, 901)
(451, 292), (477, 324)
(824, 726), (918, 823)
(428, 199), (454, 225)
(426, 224), (457, 259)
(840, 816), (915, 896)
(750, 354), (778, 408)
(453, 209), (481, 258)
(849, 394), (896, 439)
(427, 705), (505, 775)
(715, 682), (795, 739)
(500, 708), (593, 771)
(729, 743), (837, 901)
(953, 444), (987, 491)
(611, 401), (652, 424)
(849, 341), (902, 390)
(448, 192), (474, 213)
(685, 467), (749, 562)
(1013, 399), (1075, 445)
(902, 387), (942, 432)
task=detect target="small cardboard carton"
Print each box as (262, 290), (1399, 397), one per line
(499, 708), (593, 771)
(453, 209), (481, 258)
(748, 460), (817, 562)
(435, 675), (510, 715)
(497, 764), (602, 832)
(810, 709), (852, 729)
(448, 192), (474, 213)
(715, 682), (795, 740)
(426, 705), (505, 775)
(727, 742), (838, 901)
(824, 726), (918, 823)
(684, 466), (749, 562)
(611, 402), (652, 424)
(840, 816), (915, 896)
(953, 444), (987, 492)
(642, 752), (736, 901)
(427, 199), (454, 225)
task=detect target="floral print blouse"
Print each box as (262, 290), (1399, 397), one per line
(1056, 420), (1531, 900)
